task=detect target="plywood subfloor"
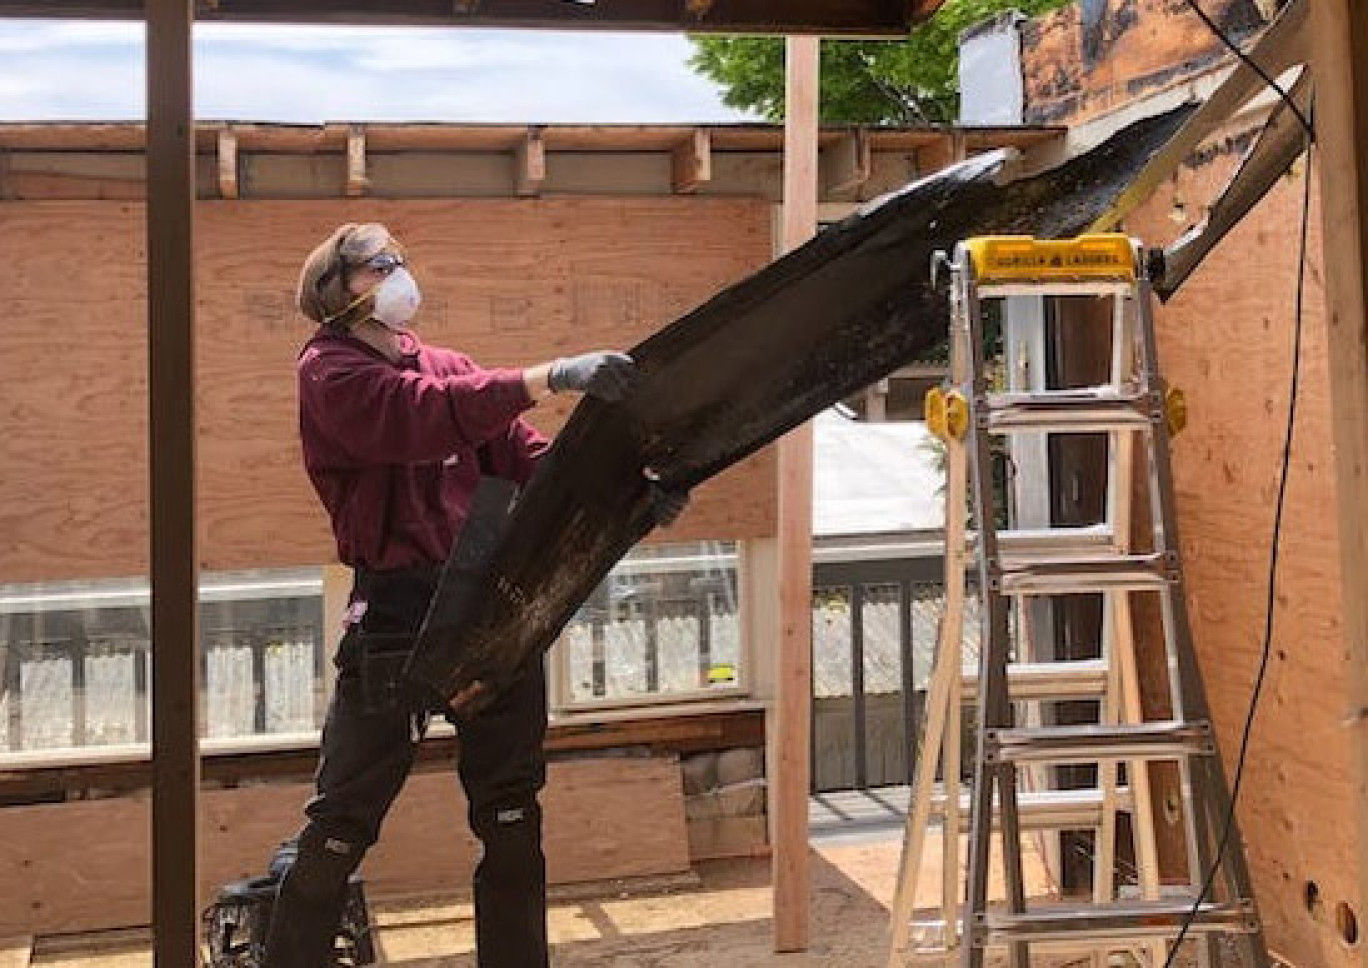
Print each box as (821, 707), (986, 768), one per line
(26, 825), (1220, 968)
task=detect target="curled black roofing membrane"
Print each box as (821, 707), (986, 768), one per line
(406, 104), (1197, 717)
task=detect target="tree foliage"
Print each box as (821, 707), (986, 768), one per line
(689, 0), (1072, 124)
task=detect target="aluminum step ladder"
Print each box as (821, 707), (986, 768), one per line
(886, 234), (1268, 968)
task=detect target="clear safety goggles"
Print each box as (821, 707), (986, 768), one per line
(357, 252), (405, 275)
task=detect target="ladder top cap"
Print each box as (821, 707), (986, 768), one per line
(961, 233), (1139, 284)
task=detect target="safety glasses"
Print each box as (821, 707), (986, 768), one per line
(315, 233), (404, 297)
(359, 252), (405, 275)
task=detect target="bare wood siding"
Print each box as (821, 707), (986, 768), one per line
(0, 197), (775, 584)
(0, 755), (688, 936)
(1126, 152), (1354, 966)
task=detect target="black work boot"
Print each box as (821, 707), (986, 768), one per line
(262, 826), (365, 968)
(471, 800), (549, 968)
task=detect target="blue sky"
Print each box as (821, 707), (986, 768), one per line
(0, 21), (753, 123)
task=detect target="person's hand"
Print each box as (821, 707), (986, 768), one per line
(548, 351), (637, 402)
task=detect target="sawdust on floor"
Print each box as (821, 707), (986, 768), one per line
(29, 829), (1215, 967)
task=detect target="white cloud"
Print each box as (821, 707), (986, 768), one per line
(0, 20), (141, 53)
(0, 20), (754, 123)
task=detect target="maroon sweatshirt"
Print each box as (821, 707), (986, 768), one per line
(297, 329), (549, 571)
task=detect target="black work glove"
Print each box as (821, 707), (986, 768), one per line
(548, 351), (637, 402)
(648, 483), (691, 528)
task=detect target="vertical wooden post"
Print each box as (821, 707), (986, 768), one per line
(146, 1), (200, 965)
(772, 34), (819, 955)
(1309, 0), (1368, 953)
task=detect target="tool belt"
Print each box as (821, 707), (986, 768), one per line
(339, 628), (454, 716)
(343, 630), (422, 714)
(336, 564), (445, 715)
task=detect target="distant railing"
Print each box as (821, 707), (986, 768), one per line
(810, 539), (974, 793)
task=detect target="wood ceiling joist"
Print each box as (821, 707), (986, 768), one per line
(671, 128), (711, 194)
(216, 126), (238, 198)
(515, 126), (546, 196)
(345, 123), (367, 196)
(821, 128), (871, 196)
(0, 0), (937, 34)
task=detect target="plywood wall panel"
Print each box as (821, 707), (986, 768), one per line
(1124, 150), (1356, 966)
(0, 197), (775, 584)
(0, 297), (148, 580)
(5, 202), (147, 300)
(0, 755), (687, 936)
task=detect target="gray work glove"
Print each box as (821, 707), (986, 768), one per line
(549, 351), (637, 402)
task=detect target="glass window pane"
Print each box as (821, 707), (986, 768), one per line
(553, 540), (741, 708)
(0, 567), (325, 763)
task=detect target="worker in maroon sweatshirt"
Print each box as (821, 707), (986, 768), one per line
(264, 222), (684, 968)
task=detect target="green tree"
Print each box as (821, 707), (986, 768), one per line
(689, 0), (1072, 124)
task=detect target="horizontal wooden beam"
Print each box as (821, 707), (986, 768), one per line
(0, 708), (766, 803)
(0, 0), (937, 34)
(0, 121), (1062, 156)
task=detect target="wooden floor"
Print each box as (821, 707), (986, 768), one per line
(15, 794), (1223, 967)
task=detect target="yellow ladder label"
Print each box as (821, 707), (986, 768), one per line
(965, 233), (1137, 283)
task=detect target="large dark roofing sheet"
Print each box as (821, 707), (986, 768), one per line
(406, 103), (1198, 716)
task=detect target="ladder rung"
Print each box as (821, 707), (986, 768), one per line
(903, 921), (1159, 960)
(982, 389), (1155, 435)
(975, 280), (1136, 299)
(968, 524), (1116, 557)
(976, 900), (1260, 945)
(961, 660), (1109, 702)
(997, 553), (1174, 595)
(931, 786), (1133, 832)
(987, 721), (1214, 764)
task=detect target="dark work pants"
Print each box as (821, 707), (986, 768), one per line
(263, 566), (549, 968)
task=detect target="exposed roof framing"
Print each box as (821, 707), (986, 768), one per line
(0, 121), (1061, 155)
(0, 121), (1063, 202)
(0, 0), (943, 35)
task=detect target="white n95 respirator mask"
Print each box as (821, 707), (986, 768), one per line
(370, 267), (422, 330)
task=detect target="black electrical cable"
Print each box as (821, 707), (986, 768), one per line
(1160, 101), (1314, 968)
(1182, 0), (1315, 140)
